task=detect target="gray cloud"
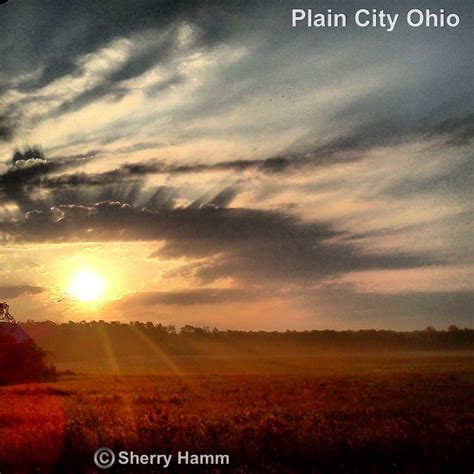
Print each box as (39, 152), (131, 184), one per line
(0, 285), (45, 300)
(1, 1), (186, 90)
(428, 113), (474, 146)
(9, 109), (470, 206)
(111, 288), (264, 309)
(4, 0), (468, 155)
(206, 186), (239, 208)
(0, 149), (94, 212)
(1, 0), (257, 127)
(0, 202), (437, 285)
(315, 111), (474, 156)
(0, 115), (14, 142)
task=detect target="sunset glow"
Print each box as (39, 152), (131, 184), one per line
(69, 271), (107, 302)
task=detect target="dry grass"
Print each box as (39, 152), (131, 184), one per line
(0, 353), (473, 473)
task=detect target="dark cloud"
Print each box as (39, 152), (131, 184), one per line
(54, 84), (129, 117)
(0, 285), (45, 300)
(317, 112), (474, 156)
(11, 147), (44, 163)
(1, 0), (258, 122)
(17, 109), (472, 204)
(0, 202), (436, 284)
(37, 169), (137, 189)
(53, 34), (181, 115)
(208, 186), (239, 208)
(21, 152), (349, 199)
(49, 37), (180, 116)
(427, 113), (474, 146)
(0, 158), (58, 208)
(1, 0), (472, 169)
(145, 73), (185, 97)
(381, 157), (473, 201)
(1, 1), (180, 90)
(0, 115), (14, 142)
(143, 186), (178, 210)
(111, 288), (263, 309)
(0, 148), (97, 212)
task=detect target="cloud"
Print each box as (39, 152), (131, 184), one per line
(0, 149), (94, 212)
(428, 113), (474, 146)
(111, 288), (263, 309)
(3, 151), (361, 203)
(0, 285), (45, 300)
(10, 147), (45, 163)
(14, 109), (472, 203)
(315, 111), (474, 156)
(4, 151), (348, 215)
(0, 202), (436, 285)
(206, 186), (239, 208)
(0, 115), (14, 142)
(0, 0), (253, 132)
(2, 1), (185, 91)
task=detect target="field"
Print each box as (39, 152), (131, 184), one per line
(0, 353), (473, 473)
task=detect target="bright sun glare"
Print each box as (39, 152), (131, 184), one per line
(69, 270), (107, 302)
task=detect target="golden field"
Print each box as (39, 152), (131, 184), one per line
(0, 353), (473, 473)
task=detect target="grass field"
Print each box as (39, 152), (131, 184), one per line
(0, 353), (473, 473)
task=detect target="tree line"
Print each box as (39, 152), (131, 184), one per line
(19, 320), (474, 360)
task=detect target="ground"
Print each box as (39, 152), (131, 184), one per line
(0, 353), (473, 473)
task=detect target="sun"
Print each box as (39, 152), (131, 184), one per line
(69, 270), (107, 302)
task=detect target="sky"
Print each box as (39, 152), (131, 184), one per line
(0, 0), (472, 330)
